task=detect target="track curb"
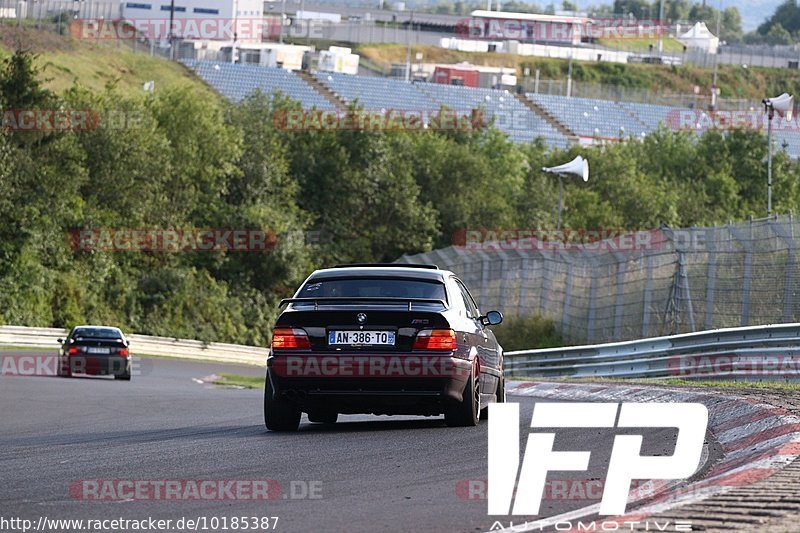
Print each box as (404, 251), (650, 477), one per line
(502, 380), (800, 530)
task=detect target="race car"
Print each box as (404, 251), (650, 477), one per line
(57, 325), (132, 380)
(264, 264), (504, 431)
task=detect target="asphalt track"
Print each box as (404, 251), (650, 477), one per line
(0, 350), (715, 533)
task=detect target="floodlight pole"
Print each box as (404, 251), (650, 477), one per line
(557, 173), (564, 231)
(767, 103), (774, 216)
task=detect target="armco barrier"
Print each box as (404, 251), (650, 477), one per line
(504, 322), (800, 379)
(5, 322), (800, 376)
(0, 325), (268, 366)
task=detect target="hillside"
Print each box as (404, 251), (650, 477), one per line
(357, 43), (800, 100)
(0, 24), (218, 99)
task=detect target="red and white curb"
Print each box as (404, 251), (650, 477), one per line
(487, 381), (800, 531)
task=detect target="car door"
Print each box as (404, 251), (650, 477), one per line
(452, 277), (500, 397)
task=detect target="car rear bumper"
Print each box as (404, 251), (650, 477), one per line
(267, 353), (473, 415)
(65, 355), (130, 376)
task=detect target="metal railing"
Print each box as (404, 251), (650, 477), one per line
(504, 322), (800, 380)
(0, 326), (267, 366)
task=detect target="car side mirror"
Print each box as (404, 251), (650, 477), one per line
(480, 310), (503, 326)
(57, 338), (63, 344)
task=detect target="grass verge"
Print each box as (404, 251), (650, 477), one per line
(213, 373), (265, 389)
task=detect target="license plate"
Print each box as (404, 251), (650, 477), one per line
(328, 331), (395, 346)
(86, 347), (111, 354)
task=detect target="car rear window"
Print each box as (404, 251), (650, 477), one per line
(72, 328), (122, 340)
(298, 278), (446, 300)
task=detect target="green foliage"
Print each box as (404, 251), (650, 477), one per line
(494, 314), (564, 351)
(3, 48), (800, 347)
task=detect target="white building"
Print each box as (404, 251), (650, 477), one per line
(121, 0), (265, 43)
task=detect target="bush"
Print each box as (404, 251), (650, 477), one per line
(494, 314), (564, 352)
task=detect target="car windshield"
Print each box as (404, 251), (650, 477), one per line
(298, 277), (446, 300)
(72, 328), (122, 340)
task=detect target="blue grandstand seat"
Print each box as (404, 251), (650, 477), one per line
(527, 93), (650, 139)
(181, 60), (335, 110)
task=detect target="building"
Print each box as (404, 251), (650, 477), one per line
(121, 0), (264, 43)
(462, 10), (588, 46)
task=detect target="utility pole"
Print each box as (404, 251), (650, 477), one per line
(657, 0), (665, 53)
(711, 0), (722, 111)
(405, 11), (413, 81)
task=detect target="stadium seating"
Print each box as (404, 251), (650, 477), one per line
(314, 71), (438, 110)
(618, 102), (673, 132)
(181, 59), (335, 110)
(527, 93), (649, 139)
(416, 82), (568, 146)
(181, 58), (800, 158)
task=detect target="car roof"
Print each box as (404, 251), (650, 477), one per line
(72, 325), (124, 334)
(307, 266), (453, 282)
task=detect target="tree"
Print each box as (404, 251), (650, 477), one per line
(758, 0), (800, 37)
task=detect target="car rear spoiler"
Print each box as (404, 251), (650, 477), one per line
(279, 297), (448, 311)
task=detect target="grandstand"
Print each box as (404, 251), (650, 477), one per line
(528, 93), (649, 140)
(416, 82), (566, 145)
(183, 59), (800, 157)
(181, 60), (336, 110)
(314, 71), (438, 111)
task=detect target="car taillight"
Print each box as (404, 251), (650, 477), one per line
(67, 347), (80, 355)
(413, 329), (457, 351)
(271, 328), (311, 350)
(118, 348), (130, 356)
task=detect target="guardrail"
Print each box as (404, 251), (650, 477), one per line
(0, 326), (268, 366)
(504, 323), (800, 380)
(6, 322), (800, 378)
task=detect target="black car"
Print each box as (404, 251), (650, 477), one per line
(264, 264), (504, 431)
(57, 326), (132, 380)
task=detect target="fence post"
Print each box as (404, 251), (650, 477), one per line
(612, 253), (627, 341)
(704, 227), (717, 330)
(768, 216), (796, 322)
(561, 256), (574, 336)
(729, 223), (753, 327)
(642, 253), (654, 338)
(539, 255), (551, 316)
(586, 256), (599, 343)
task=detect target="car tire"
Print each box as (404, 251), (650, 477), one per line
(307, 411), (338, 424)
(114, 372), (131, 381)
(496, 376), (505, 403)
(445, 368), (480, 427)
(264, 372), (301, 431)
(58, 357), (71, 378)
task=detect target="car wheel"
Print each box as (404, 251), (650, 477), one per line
(307, 410), (338, 424)
(445, 367), (480, 427)
(264, 372), (301, 431)
(114, 372), (131, 381)
(58, 357), (71, 378)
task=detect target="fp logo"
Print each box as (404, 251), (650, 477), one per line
(488, 402), (708, 516)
